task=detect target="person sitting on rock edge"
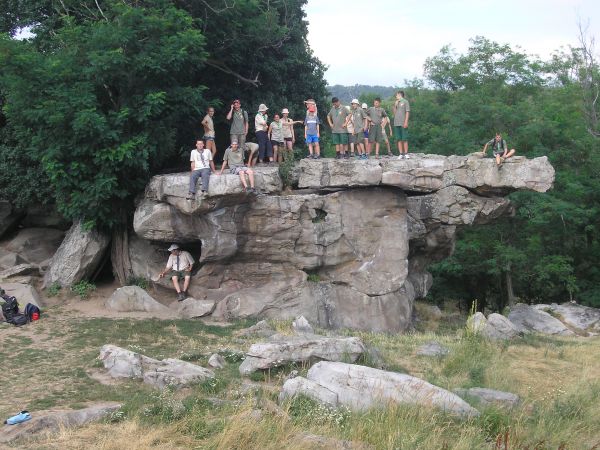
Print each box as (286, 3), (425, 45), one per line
(187, 140), (215, 200)
(482, 132), (516, 167)
(158, 244), (194, 301)
(219, 141), (256, 193)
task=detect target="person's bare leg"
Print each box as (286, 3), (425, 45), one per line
(397, 138), (402, 154)
(375, 143), (380, 157)
(183, 275), (191, 293)
(315, 142), (321, 157)
(286, 140), (293, 151)
(238, 172), (248, 188)
(208, 140), (217, 158)
(308, 143), (314, 157)
(385, 139), (391, 155)
(272, 145), (278, 163)
(171, 276), (181, 294)
(247, 169), (255, 188)
(505, 149), (515, 159)
(403, 140), (409, 155)
(495, 154), (501, 165)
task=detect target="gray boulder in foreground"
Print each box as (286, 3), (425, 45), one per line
(453, 387), (520, 409)
(99, 344), (214, 389)
(508, 303), (575, 336)
(280, 361), (479, 418)
(172, 297), (216, 318)
(239, 336), (366, 376)
(0, 403), (121, 444)
(43, 221), (110, 288)
(105, 286), (178, 318)
(534, 303), (600, 336)
(482, 313), (521, 340)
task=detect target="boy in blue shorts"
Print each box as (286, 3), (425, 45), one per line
(304, 106), (321, 159)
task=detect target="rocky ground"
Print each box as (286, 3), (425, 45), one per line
(0, 291), (599, 449)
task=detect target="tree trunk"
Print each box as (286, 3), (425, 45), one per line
(111, 226), (132, 285)
(505, 263), (516, 307)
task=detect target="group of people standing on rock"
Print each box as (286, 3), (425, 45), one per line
(185, 91), (517, 200)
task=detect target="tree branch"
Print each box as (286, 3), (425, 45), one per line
(205, 59), (260, 87)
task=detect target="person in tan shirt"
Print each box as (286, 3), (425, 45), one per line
(201, 107), (217, 157)
(158, 244), (195, 301)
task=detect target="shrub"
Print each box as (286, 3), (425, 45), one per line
(126, 276), (149, 290)
(46, 282), (62, 297)
(70, 280), (96, 300)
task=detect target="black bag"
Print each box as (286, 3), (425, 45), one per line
(24, 303), (41, 321)
(1, 295), (19, 322)
(8, 313), (28, 327)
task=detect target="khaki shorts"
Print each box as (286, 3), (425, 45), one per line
(230, 133), (246, 147)
(368, 125), (384, 143)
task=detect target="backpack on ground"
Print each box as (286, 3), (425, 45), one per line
(8, 313), (28, 327)
(1, 295), (19, 322)
(24, 303), (41, 321)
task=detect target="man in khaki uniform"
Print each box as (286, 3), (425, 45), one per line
(366, 98), (388, 159)
(327, 97), (350, 159)
(158, 244), (195, 301)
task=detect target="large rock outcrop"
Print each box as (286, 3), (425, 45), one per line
(43, 221), (110, 287)
(130, 154), (554, 333)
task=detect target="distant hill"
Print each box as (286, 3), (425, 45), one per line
(327, 84), (397, 104)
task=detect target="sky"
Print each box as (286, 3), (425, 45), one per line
(304, 0), (600, 86)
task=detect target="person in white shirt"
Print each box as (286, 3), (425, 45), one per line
(158, 244), (195, 301)
(187, 140), (216, 200)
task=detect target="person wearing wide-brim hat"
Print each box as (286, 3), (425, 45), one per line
(255, 104), (274, 165)
(158, 244), (195, 301)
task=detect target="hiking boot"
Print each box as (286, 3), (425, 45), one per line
(186, 193), (195, 200)
(405, 154), (410, 159)
(343, 153), (349, 159)
(177, 292), (185, 301)
(335, 153), (341, 159)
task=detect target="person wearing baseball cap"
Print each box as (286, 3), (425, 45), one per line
(255, 104), (274, 164)
(158, 244), (195, 301)
(344, 99), (368, 159)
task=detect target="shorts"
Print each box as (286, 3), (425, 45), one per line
(306, 134), (319, 144)
(368, 125), (384, 143)
(331, 133), (349, 145)
(230, 133), (246, 147)
(364, 129), (369, 139)
(170, 270), (189, 280)
(348, 134), (356, 144)
(230, 166), (250, 175)
(284, 137), (293, 142)
(354, 132), (365, 142)
(271, 140), (284, 147)
(493, 150), (504, 157)
(203, 135), (215, 142)
(394, 126), (409, 141)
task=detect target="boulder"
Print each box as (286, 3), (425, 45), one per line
(508, 303), (575, 336)
(281, 362), (479, 417)
(292, 315), (314, 334)
(1, 282), (43, 308)
(0, 250), (27, 270)
(172, 297), (215, 318)
(453, 387), (520, 410)
(105, 286), (177, 318)
(238, 336), (366, 376)
(43, 221), (110, 287)
(6, 227), (65, 264)
(130, 155), (555, 334)
(467, 312), (487, 334)
(208, 353), (226, 369)
(416, 342), (449, 357)
(0, 263), (40, 280)
(482, 313), (521, 340)
(0, 403), (121, 444)
(235, 320), (277, 338)
(99, 344), (214, 389)
(534, 303), (600, 336)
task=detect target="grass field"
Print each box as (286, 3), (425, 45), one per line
(1, 304), (599, 450)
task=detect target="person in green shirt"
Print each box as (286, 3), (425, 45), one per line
(343, 99), (367, 159)
(481, 133), (516, 167)
(393, 90), (411, 159)
(226, 99), (249, 148)
(366, 98), (388, 159)
(218, 141), (256, 192)
(327, 97), (350, 159)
